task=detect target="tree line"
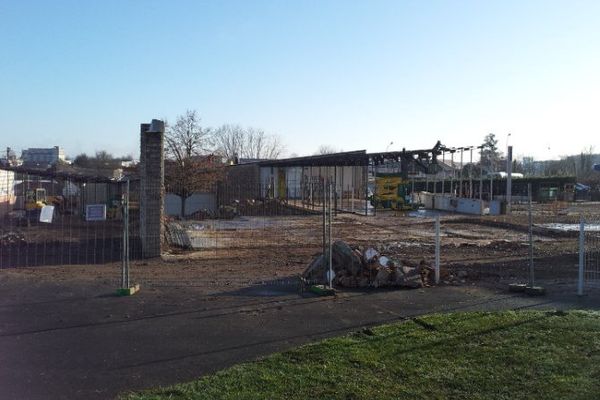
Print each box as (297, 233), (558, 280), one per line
(72, 151), (133, 170)
(165, 109), (285, 163)
(462, 133), (599, 185)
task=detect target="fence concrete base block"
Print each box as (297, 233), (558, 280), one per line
(117, 284), (140, 296)
(508, 283), (527, 292)
(309, 285), (335, 296)
(525, 286), (546, 296)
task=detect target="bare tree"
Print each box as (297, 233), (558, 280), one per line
(213, 125), (285, 161)
(212, 124), (245, 161)
(164, 110), (222, 217)
(245, 128), (284, 159)
(165, 110), (213, 162)
(315, 145), (339, 155)
(578, 145), (595, 180)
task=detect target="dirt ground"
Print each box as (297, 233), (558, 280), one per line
(1, 202), (600, 399)
(7, 201), (594, 289)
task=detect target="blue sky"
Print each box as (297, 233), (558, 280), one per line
(1, 0), (599, 160)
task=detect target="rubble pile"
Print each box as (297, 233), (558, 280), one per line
(0, 231), (26, 246)
(164, 221), (192, 249)
(303, 240), (436, 289)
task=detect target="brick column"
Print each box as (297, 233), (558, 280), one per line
(140, 119), (165, 258)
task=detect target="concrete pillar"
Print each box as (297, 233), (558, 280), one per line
(140, 119), (165, 258)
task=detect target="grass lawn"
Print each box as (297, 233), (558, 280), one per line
(122, 310), (600, 400)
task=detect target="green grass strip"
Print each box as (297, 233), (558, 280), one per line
(122, 310), (600, 400)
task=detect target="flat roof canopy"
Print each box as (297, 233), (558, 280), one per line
(0, 165), (136, 184)
(256, 150), (369, 167)
(252, 141), (445, 168)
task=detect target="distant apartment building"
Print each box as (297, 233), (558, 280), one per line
(21, 146), (66, 166)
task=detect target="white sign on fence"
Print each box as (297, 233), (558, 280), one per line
(39, 205), (55, 223)
(86, 204), (107, 221)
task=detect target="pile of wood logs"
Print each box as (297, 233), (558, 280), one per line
(303, 240), (434, 289)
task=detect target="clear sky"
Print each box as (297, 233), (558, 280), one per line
(1, 0), (599, 160)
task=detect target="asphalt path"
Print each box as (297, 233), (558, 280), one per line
(1, 278), (598, 400)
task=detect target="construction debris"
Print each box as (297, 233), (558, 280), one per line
(164, 221), (192, 249)
(302, 240), (446, 289)
(0, 231), (26, 246)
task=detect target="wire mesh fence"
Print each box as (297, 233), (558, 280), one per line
(155, 180), (331, 289)
(3, 162), (597, 296)
(0, 168), (139, 269)
(581, 213), (600, 290)
(157, 177), (443, 291)
(431, 198), (598, 292)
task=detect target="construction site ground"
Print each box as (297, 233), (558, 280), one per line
(1, 201), (600, 399)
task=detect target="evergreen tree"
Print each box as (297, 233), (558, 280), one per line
(480, 133), (501, 172)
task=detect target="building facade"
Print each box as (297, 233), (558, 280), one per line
(21, 146), (66, 166)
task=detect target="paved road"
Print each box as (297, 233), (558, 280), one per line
(1, 278), (598, 400)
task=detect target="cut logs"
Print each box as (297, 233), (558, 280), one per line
(302, 240), (444, 289)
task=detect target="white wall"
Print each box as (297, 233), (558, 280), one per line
(165, 192), (216, 217)
(0, 170), (15, 217)
(411, 192), (486, 215)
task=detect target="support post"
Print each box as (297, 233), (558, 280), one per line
(334, 166), (337, 215)
(506, 145), (513, 214)
(309, 166), (313, 210)
(435, 215), (440, 284)
(322, 179), (326, 256)
(364, 164), (368, 216)
(479, 146), (483, 202)
(441, 150), (445, 196)
(450, 151), (455, 196)
(373, 162), (378, 216)
(469, 147), (473, 199)
(328, 181), (333, 289)
(125, 180), (130, 287)
(118, 179), (139, 295)
(528, 183), (534, 287)
(578, 216), (585, 296)
(459, 148), (464, 197)
(351, 183), (354, 213)
(121, 182), (128, 288)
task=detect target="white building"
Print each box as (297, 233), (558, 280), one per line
(21, 146), (66, 166)
(0, 169), (15, 217)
